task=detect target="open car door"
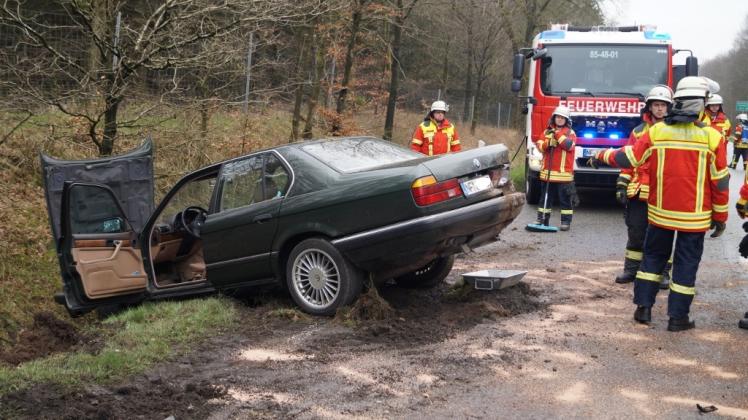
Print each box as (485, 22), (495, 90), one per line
(40, 140), (154, 315)
(57, 182), (148, 314)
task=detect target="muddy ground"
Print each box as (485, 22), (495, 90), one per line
(3, 174), (748, 419)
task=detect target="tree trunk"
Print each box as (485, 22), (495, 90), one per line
(383, 1), (404, 141)
(335, 1), (364, 121)
(100, 95), (120, 156)
(462, 27), (474, 124)
(290, 28), (310, 142)
(303, 33), (325, 139)
(471, 80), (482, 134)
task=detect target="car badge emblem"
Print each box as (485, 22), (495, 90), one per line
(473, 158), (481, 169)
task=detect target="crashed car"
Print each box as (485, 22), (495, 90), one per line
(41, 136), (525, 316)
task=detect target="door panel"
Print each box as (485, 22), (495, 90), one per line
(71, 241), (147, 299)
(60, 183), (148, 311)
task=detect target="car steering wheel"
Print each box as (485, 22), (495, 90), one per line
(179, 206), (208, 238)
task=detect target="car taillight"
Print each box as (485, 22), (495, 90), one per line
(411, 175), (463, 206)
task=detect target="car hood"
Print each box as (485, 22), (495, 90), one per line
(40, 139), (155, 243)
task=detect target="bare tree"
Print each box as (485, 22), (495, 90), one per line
(382, 0), (419, 141)
(0, 0), (331, 155)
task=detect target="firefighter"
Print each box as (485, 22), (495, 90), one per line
(589, 76), (729, 331)
(535, 105), (577, 231)
(730, 113), (748, 170)
(614, 85), (673, 289)
(736, 182), (748, 329)
(411, 100), (461, 156)
(702, 94), (732, 139)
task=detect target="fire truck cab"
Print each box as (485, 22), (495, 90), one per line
(512, 24), (698, 204)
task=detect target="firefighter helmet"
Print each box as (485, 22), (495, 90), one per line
(738, 113), (748, 124)
(430, 100), (449, 113)
(645, 85), (673, 104)
(706, 94), (723, 106)
(673, 76), (716, 99)
(552, 105), (571, 120)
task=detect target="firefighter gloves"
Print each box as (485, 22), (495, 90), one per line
(709, 220), (726, 238)
(615, 187), (628, 206)
(737, 198), (748, 219)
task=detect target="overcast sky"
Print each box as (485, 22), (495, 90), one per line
(601, 0), (748, 63)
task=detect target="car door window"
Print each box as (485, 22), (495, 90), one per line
(220, 156), (264, 211)
(68, 184), (129, 234)
(263, 154), (289, 200)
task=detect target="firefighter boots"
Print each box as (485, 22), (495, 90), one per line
(560, 222), (570, 231)
(740, 312), (748, 330)
(634, 305), (651, 324)
(615, 257), (638, 284)
(667, 316), (695, 331)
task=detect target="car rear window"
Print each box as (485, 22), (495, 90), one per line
(301, 137), (423, 173)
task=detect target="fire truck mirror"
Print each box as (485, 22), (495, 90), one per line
(512, 54), (524, 79)
(685, 56), (698, 76)
(511, 79), (522, 93)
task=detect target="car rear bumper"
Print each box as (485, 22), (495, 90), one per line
(331, 191), (526, 279)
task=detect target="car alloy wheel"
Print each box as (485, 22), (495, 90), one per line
(286, 238), (364, 315)
(291, 248), (341, 309)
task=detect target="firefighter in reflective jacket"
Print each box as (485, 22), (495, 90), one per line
(701, 94), (732, 168)
(730, 113), (748, 169)
(534, 105), (576, 231)
(614, 85), (673, 289)
(590, 76), (729, 331)
(735, 178), (748, 329)
(411, 100), (460, 156)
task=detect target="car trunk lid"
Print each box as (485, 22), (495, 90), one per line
(419, 144), (509, 181)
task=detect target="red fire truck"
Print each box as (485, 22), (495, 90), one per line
(511, 24), (698, 204)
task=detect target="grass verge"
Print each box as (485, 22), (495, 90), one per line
(0, 297), (237, 396)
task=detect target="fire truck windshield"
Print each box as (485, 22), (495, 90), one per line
(539, 44), (669, 97)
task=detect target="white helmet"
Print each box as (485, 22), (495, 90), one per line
(706, 93), (723, 106)
(645, 85), (673, 104)
(430, 100), (449, 113)
(738, 113), (748, 123)
(673, 76), (716, 99)
(552, 105), (571, 120)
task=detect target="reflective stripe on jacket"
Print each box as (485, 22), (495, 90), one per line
(619, 113), (655, 201)
(600, 121), (729, 232)
(535, 126), (576, 183)
(411, 118), (461, 156)
(702, 111), (732, 139)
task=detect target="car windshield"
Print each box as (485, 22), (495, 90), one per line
(539, 44), (669, 97)
(301, 137), (423, 173)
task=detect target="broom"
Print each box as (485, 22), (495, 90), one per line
(526, 144), (559, 232)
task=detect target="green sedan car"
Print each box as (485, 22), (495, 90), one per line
(41, 136), (525, 316)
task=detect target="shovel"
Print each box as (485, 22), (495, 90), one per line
(526, 144), (559, 233)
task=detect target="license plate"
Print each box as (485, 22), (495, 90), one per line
(582, 148), (601, 157)
(460, 175), (492, 197)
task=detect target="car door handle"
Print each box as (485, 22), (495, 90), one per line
(79, 240), (123, 264)
(253, 213), (273, 223)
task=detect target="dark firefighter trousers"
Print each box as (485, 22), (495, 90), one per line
(624, 198), (648, 260)
(731, 147), (748, 169)
(634, 225), (704, 319)
(536, 181), (573, 225)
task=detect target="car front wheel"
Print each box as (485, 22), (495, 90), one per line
(394, 255), (455, 288)
(286, 238), (364, 315)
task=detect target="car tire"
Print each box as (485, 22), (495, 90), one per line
(525, 162), (541, 205)
(286, 238), (364, 316)
(394, 255), (455, 288)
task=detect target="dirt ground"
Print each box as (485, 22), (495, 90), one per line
(3, 175), (748, 419)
